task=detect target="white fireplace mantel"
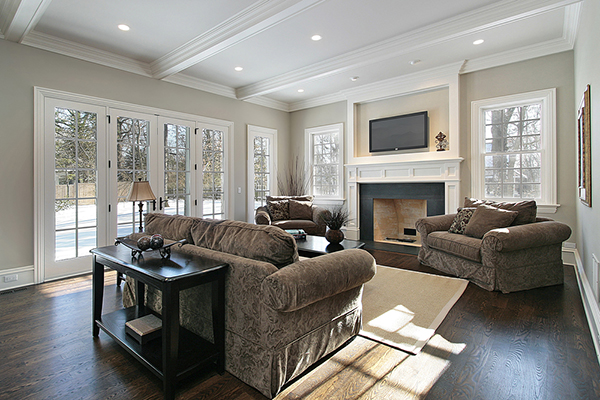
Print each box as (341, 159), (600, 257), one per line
(344, 158), (463, 241)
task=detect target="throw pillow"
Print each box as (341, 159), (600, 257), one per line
(463, 197), (536, 225)
(448, 207), (476, 234)
(464, 204), (519, 239)
(267, 200), (289, 221)
(289, 199), (313, 220)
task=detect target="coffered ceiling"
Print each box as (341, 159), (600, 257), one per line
(0, 0), (581, 111)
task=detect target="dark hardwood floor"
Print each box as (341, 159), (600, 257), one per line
(1, 250), (599, 399)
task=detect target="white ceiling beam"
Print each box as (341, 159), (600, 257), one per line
(235, 0), (582, 100)
(1, 0), (52, 43)
(150, 0), (327, 80)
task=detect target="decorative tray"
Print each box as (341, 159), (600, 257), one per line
(115, 237), (186, 259)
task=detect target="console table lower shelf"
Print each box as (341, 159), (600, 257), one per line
(96, 307), (219, 382)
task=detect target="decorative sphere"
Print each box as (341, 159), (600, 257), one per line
(150, 234), (164, 249)
(137, 236), (152, 251)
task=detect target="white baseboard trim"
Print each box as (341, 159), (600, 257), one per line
(563, 247), (600, 366)
(0, 265), (35, 292)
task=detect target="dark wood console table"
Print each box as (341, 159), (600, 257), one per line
(91, 244), (228, 400)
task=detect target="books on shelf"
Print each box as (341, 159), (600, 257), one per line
(285, 229), (306, 240)
(125, 314), (162, 345)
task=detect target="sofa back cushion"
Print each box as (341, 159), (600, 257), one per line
(289, 199), (313, 220)
(266, 196), (314, 221)
(144, 213), (201, 244)
(463, 197), (536, 225)
(191, 219), (299, 268)
(464, 204), (518, 239)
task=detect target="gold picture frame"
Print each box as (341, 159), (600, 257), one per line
(578, 84), (592, 206)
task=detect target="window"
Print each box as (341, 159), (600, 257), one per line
(306, 123), (344, 200)
(471, 89), (557, 212)
(202, 128), (225, 219)
(115, 115), (151, 236)
(54, 107), (99, 260)
(247, 125), (277, 222)
(163, 122), (192, 216)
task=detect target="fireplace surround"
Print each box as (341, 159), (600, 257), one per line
(345, 158), (463, 241)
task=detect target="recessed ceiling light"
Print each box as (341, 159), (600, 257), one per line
(350, 76), (359, 81)
(410, 59), (421, 65)
(118, 24), (130, 31)
(234, 66), (243, 72)
(298, 89), (305, 93)
(473, 39), (484, 45)
(311, 35), (322, 41)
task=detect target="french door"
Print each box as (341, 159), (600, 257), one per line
(42, 98), (108, 281)
(37, 90), (232, 282)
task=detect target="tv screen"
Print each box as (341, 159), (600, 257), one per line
(369, 111), (428, 152)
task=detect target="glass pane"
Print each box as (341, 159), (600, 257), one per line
(77, 170), (96, 198)
(77, 199), (96, 228)
(503, 184), (520, 198)
(56, 230), (76, 261)
(521, 168), (541, 183)
(55, 139), (76, 168)
(78, 112), (97, 140)
(55, 108), (76, 139)
(78, 227), (97, 255)
(524, 104), (541, 120)
(521, 153), (541, 168)
(522, 184), (541, 199)
(485, 184), (502, 198)
(55, 200), (76, 230)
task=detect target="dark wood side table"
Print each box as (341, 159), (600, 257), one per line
(296, 234), (366, 258)
(91, 244), (228, 400)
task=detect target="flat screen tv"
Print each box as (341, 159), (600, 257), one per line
(369, 111), (428, 152)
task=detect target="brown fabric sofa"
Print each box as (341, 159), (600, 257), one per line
(255, 195), (329, 236)
(122, 213), (376, 398)
(415, 198), (572, 293)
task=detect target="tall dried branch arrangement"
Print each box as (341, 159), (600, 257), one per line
(277, 156), (312, 196)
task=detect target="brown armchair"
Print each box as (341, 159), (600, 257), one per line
(255, 195), (329, 236)
(415, 198), (572, 293)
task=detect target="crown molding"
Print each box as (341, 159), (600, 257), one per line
(244, 96), (290, 112)
(150, 0), (326, 80)
(235, 0), (581, 100)
(1, 0), (52, 43)
(162, 73), (236, 99)
(460, 36), (574, 74)
(21, 30), (153, 76)
(563, 2), (581, 47)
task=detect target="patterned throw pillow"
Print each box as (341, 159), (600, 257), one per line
(448, 207), (476, 234)
(267, 200), (290, 221)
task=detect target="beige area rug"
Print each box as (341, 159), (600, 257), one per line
(361, 265), (468, 354)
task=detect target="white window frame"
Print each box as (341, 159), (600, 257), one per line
(471, 88), (558, 213)
(305, 123), (344, 203)
(247, 125), (277, 222)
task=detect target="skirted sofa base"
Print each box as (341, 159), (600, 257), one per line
(122, 214), (376, 398)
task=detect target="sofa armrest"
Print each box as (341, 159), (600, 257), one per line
(482, 221), (572, 252)
(255, 206), (271, 225)
(261, 249), (376, 312)
(415, 214), (456, 235)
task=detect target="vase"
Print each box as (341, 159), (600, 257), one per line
(325, 228), (344, 244)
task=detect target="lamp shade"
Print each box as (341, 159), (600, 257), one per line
(127, 180), (156, 202)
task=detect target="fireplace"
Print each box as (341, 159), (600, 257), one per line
(359, 183), (445, 244)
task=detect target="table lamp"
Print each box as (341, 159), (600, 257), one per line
(127, 179), (156, 232)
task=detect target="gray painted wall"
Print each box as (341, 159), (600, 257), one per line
(460, 51), (577, 243)
(0, 39), (290, 273)
(574, 0), (600, 296)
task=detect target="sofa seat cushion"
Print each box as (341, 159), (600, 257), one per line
(428, 231), (483, 262)
(191, 219), (299, 268)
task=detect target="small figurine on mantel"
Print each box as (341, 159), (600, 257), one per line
(435, 131), (448, 151)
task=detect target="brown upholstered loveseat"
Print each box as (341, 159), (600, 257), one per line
(415, 198), (572, 293)
(255, 195), (329, 236)
(123, 213), (376, 398)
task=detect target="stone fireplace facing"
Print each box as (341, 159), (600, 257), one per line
(359, 183), (445, 245)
